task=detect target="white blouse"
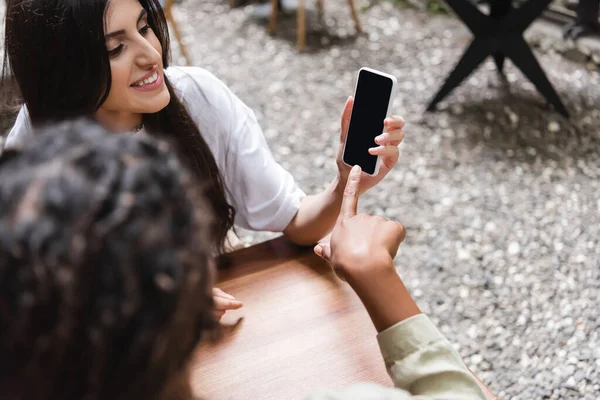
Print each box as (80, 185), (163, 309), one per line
(4, 66), (306, 232)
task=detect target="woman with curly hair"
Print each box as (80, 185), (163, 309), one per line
(0, 119), (221, 400)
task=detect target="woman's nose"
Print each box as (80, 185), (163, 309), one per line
(136, 39), (162, 67)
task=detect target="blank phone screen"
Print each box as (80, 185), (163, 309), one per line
(343, 70), (393, 175)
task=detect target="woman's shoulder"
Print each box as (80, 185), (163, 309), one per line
(165, 66), (231, 101)
(165, 66), (218, 83)
(165, 66), (250, 133)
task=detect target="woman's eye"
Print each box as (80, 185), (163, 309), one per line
(108, 44), (124, 58)
(139, 25), (151, 35)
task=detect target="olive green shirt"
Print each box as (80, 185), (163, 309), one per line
(307, 314), (487, 400)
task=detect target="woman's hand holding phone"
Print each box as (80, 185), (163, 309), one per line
(335, 96), (406, 196)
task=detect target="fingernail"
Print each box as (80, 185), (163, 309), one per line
(375, 135), (383, 144)
(351, 165), (361, 174)
(314, 245), (323, 257)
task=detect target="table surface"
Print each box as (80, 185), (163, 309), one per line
(191, 236), (391, 400)
(191, 236), (498, 400)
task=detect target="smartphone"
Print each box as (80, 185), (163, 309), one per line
(342, 68), (397, 176)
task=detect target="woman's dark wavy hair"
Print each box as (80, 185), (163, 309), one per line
(0, 119), (219, 400)
(1, 0), (235, 253)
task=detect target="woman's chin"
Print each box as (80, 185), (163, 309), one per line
(141, 92), (171, 114)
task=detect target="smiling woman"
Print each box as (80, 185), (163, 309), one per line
(2, 0), (235, 253)
(2, 0), (407, 304)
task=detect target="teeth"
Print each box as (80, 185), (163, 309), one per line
(133, 72), (159, 87)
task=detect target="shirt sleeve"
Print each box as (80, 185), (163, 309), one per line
(223, 102), (306, 232)
(4, 106), (33, 150)
(306, 314), (487, 400)
(168, 66), (305, 232)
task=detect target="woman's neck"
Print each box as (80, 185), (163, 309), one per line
(94, 109), (143, 133)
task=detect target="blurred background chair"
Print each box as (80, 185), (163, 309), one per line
(268, 0), (362, 51)
(161, 0), (193, 65)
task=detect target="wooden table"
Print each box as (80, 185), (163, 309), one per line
(191, 236), (498, 400)
(191, 236), (390, 400)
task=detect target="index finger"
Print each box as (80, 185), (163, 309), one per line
(340, 165), (361, 220)
(214, 296), (243, 311)
(213, 287), (235, 300)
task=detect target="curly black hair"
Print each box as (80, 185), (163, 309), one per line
(0, 119), (218, 400)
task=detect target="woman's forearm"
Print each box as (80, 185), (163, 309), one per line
(283, 177), (344, 245)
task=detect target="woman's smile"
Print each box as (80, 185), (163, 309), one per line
(131, 69), (164, 91)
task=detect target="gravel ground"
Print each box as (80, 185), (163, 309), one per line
(1, 0), (598, 398)
(173, 1), (599, 398)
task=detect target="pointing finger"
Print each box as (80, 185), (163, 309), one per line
(340, 165), (361, 221)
